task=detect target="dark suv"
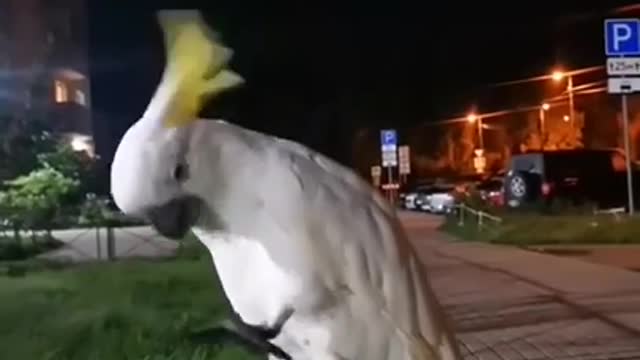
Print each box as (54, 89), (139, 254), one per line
(503, 149), (639, 209)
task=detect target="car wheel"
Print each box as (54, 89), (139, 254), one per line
(509, 175), (527, 199)
(505, 171), (540, 207)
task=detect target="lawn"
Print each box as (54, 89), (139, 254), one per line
(441, 212), (640, 245)
(0, 240), (256, 360)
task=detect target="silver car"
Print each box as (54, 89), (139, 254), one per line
(417, 185), (456, 214)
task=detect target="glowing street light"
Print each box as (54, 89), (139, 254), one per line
(539, 103), (551, 149)
(490, 66), (603, 135)
(467, 112), (483, 149)
(551, 71), (564, 81)
(551, 68), (575, 128)
(563, 115), (570, 122)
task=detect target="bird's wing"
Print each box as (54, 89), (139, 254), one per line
(268, 136), (461, 359)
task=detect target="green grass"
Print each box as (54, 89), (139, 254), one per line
(441, 213), (640, 246)
(0, 240), (257, 360)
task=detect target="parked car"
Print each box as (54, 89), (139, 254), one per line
(503, 149), (640, 209)
(401, 183), (433, 210)
(476, 177), (504, 207)
(415, 184), (457, 214)
(401, 179), (444, 209)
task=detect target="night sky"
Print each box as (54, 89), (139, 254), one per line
(88, 0), (639, 168)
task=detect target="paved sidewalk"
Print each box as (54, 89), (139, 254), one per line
(401, 211), (640, 360)
(40, 226), (178, 262)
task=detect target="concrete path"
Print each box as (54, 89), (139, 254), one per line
(40, 226), (178, 262)
(401, 211), (640, 360)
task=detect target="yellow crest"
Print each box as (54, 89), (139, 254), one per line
(156, 10), (244, 128)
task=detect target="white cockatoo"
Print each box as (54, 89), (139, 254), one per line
(111, 9), (461, 360)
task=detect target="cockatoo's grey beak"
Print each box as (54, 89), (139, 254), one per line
(147, 195), (203, 239)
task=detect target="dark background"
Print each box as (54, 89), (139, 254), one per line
(88, 0), (638, 166)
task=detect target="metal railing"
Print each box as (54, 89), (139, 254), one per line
(0, 223), (178, 264)
(38, 225), (179, 263)
(593, 207), (626, 221)
(455, 203), (503, 231)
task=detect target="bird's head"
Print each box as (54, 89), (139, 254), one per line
(110, 9), (243, 239)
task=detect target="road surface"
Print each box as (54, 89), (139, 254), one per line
(401, 211), (640, 360)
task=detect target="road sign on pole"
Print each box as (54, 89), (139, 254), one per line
(608, 77), (640, 93)
(380, 129), (398, 167)
(607, 57), (640, 75)
(605, 18), (637, 215)
(380, 129), (397, 147)
(473, 148), (486, 174)
(605, 19), (640, 56)
(380, 129), (398, 204)
(398, 145), (411, 175)
(370, 165), (381, 187)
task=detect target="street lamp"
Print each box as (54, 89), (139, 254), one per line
(539, 103), (550, 149)
(563, 115), (570, 122)
(467, 112), (483, 149)
(551, 70), (575, 129)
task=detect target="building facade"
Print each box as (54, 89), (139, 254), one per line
(1, 0), (94, 156)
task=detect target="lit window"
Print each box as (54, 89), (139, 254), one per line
(74, 89), (86, 105)
(54, 80), (68, 102)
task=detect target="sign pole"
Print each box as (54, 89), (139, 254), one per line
(622, 93), (635, 215)
(605, 18), (640, 215)
(380, 129), (398, 205)
(387, 165), (393, 203)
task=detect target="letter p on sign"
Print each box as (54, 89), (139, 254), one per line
(614, 24), (633, 50)
(605, 19), (640, 56)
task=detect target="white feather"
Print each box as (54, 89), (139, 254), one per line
(180, 119), (462, 360)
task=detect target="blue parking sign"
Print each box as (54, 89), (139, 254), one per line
(605, 19), (640, 56)
(380, 129), (397, 147)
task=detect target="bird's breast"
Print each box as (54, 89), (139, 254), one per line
(192, 229), (303, 326)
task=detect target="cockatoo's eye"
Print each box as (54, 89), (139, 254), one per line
(172, 163), (189, 182)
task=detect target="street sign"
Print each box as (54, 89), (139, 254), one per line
(605, 18), (637, 215)
(607, 77), (640, 94)
(382, 151), (398, 167)
(473, 156), (486, 174)
(605, 19), (640, 56)
(398, 145), (411, 175)
(473, 148), (486, 174)
(380, 129), (397, 147)
(380, 129), (398, 167)
(607, 57), (640, 75)
(371, 165), (381, 187)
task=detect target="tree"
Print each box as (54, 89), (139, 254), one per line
(0, 164), (79, 239)
(0, 126), (58, 182)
